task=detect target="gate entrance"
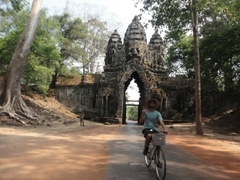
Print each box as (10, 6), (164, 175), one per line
(123, 71), (143, 124)
(100, 16), (167, 124)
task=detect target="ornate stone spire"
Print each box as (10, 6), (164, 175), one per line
(124, 16), (147, 43)
(148, 30), (165, 70)
(108, 30), (122, 44)
(104, 30), (124, 69)
(149, 30), (163, 45)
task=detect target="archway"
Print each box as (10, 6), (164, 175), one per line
(125, 80), (139, 124)
(123, 71), (144, 124)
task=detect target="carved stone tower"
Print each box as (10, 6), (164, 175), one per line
(101, 16), (168, 123)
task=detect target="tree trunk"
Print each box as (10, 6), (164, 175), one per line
(0, 0), (42, 124)
(192, 0), (203, 135)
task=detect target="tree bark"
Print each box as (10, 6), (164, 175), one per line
(0, 0), (42, 124)
(191, 0), (204, 135)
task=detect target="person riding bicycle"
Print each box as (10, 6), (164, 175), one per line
(139, 99), (168, 155)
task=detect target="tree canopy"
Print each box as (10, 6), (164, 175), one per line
(136, 0), (240, 93)
(0, 0), (119, 123)
(135, 0), (240, 134)
(0, 1), (115, 95)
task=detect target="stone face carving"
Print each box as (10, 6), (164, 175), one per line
(124, 16), (147, 62)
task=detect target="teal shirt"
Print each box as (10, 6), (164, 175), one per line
(143, 109), (163, 131)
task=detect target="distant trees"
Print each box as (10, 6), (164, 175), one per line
(53, 11), (110, 75)
(82, 18), (109, 74)
(60, 1), (123, 74)
(49, 12), (88, 88)
(50, 2), (118, 87)
(126, 106), (138, 120)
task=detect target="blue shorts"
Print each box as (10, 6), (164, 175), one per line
(142, 128), (159, 138)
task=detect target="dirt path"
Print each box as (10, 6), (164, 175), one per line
(168, 123), (240, 179)
(1, 121), (240, 180)
(0, 122), (119, 180)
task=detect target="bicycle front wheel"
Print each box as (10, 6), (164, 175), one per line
(144, 144), (153, 167)
(155, 146), (166, 180)
(144, 149), (152, 167)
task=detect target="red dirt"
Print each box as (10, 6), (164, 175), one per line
(1, 94), (240, 179)
(167, 123), (240, 179)
(0, 123), (119, 180)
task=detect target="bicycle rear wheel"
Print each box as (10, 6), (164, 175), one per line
(155, 146), (166, 180)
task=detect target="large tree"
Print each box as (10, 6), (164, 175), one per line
(0, 0), (42, 123)
(135, 0), (204, 134)
(0, 7), (62, 95)
(191, 0), (203, 135)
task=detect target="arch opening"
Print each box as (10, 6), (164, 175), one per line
(123, 71), (144, 124)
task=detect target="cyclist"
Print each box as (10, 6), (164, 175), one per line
(139, 99), (168, 155)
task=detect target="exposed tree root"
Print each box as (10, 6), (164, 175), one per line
(0, 78), (39, 125)
(0, 95), (39, 125)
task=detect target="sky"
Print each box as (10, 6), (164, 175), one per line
(40, 0), (155, 42)
(38, 0), (152, 100)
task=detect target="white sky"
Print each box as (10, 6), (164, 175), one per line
(38, 0), (148, 100)
(39, 0), (155, 42)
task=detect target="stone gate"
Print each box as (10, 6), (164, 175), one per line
(55, 16), (195, 124)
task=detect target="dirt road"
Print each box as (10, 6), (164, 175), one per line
(0, 121), (240, 180)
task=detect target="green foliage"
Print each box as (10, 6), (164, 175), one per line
(0, 1), (119, 96)
(58, 65), (80, 76)
(200, 24), (240, 93)
(59, 64), (71, 75)
(136, 0), (193, 32)
(23, 8), (61, 95)
(0, 6), (62, 95)
(54, 11), (111, 74)
(0, 0), (28, 36)
(135, 0), (198, 76)
(137, 0), (240, 85)
(9, 0), (26, 11)
(165, 32), (194, 76)
(125, 91), (130, 101)
(0, 30), (21, 75)
(126, 106), (138, 120)
(70, 67), (80, 75)
(136, 0), (240, 113)
(56, 13), (88, 64)
(0, 0), (27, 16)
(22, 59), (54, 96)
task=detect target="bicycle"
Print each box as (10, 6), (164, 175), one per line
(144, 133), (166, 180)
